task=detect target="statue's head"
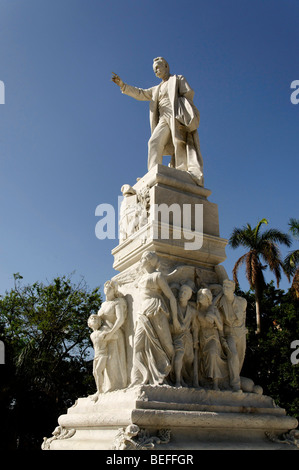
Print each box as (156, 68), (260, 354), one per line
(125, 424), (139, 438)
(140, 250), (159, 271)
(88, 314), (101, 330)
(153, 57), (170, 80)
(104, 280), (119, 300)
(179, 284), (193, 302)
(223, 279), (235, 296)
(197, 288), (213, 306)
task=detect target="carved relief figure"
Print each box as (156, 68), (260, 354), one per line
(112, 425), (171, 450)
(215, 279), (248, 392)
(119, 184), (150, 242)
(87, 315), (110, 400)
(119, 184), (137, 242)
(172, 283), (198, 387)
(131, 251), (181, 386)
(196, 288), (226, 391)
(97, 280), (128, 392)
(112, 57), (204, 186)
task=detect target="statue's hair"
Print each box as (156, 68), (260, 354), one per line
(197, 288), (213, 304)
(180, 284), (193, 295)
(223, 279), (235, 290)
(153, 57), (169, 71)
(104, 279), (122, 298)
(140, 250), (159, 268)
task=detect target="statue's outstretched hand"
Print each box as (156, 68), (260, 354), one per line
(111, 72), (124, 88)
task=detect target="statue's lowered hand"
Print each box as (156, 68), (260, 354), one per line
(173, 319), (182, 334)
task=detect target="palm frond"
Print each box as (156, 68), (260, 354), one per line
(229, 226), (255, 249)
(259, 228), (292, 248)
(245, 251), (255, 288)
(254, 218), (268, 240)
(246, 250), (265, 291)
(284, 249), (299, 275)
(288, 218), (299, 239)
(291, 267), (299, 298)
(232, 253), (248, 285)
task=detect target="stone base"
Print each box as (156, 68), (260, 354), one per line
(43, 385), (298, 450)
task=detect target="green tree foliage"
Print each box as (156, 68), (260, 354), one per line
(229, 219), (291, 334)
(0, 274), (102, 450)
(284, 218), (299, 299)
(239, 282), (299, 421)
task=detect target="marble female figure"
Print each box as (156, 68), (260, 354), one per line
(97, 280), (128, 392)
(196, 288), (226, 390)
(131, 251), (181, 386)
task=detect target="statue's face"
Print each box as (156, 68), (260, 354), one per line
(89, 315), (101, 329)
(223, 282), (235, 297)
(179, 286), (192, 302)
(153, 60), (168, 80)
(104, 284), (114, 300)
(197, 292), (211, 307)
(140, 252), (157, 272)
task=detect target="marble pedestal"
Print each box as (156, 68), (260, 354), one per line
(113, 164), (227, 272)
(44, 385), (298, 450)
(43, 165), (298, 451)
(111, 165), (229, 379)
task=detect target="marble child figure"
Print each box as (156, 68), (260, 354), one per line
(87, 314), (109, 400)
(112, 57), (204, 186)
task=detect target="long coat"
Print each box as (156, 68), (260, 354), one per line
(121, 74), (204, 185)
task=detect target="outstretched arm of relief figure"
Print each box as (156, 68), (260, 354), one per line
(111, 72), (153, 101)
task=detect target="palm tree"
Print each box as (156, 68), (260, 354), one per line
(284, 218), (299, 299)
(229, 218), (292, 334)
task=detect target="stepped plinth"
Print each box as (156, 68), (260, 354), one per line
(44, 385), (298, 450)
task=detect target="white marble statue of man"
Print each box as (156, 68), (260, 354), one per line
(112, 57), (204, 186)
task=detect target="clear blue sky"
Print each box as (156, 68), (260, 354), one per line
(0, 0), (298, 296)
